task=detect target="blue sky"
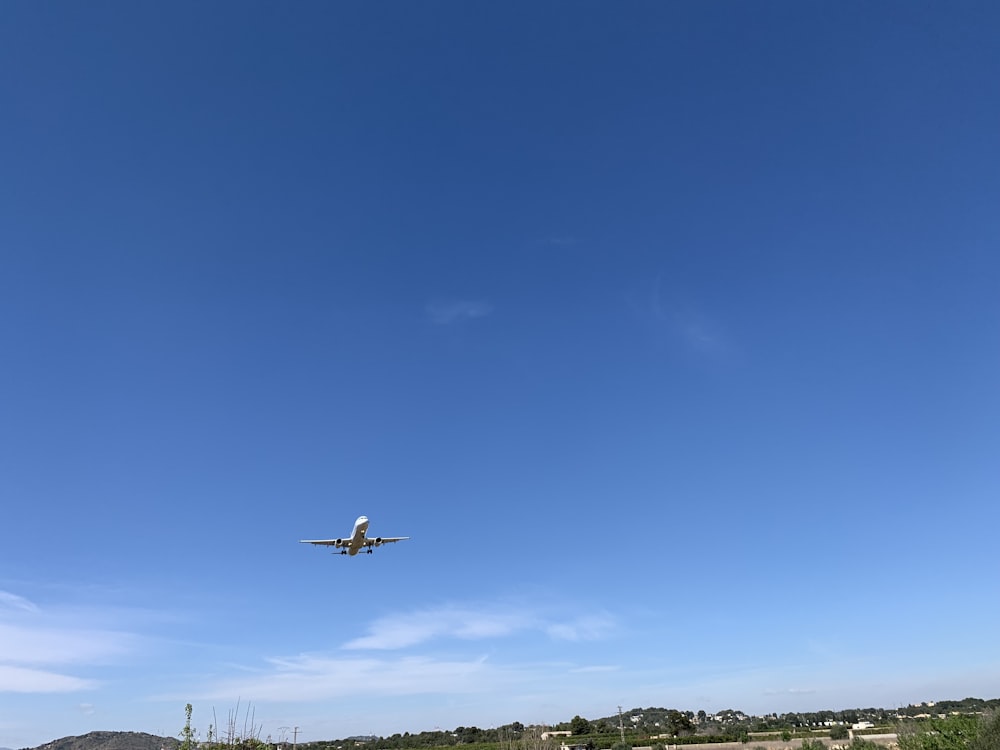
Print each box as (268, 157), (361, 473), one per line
(2, 1), (999, 746)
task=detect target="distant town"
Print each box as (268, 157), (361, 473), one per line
(295, 697), (999, 750)
(23, 697), (1000, 750)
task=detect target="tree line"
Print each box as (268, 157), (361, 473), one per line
(177, 698), (1000, 750)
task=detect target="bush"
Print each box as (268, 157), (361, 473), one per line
(898, 715), (979, 750)
(970, 710), (1000, 750)
(830, 727), (849, 741)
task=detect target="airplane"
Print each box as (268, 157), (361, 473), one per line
(300, 515), (409, 556)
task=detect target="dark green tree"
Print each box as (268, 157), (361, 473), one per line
(665, 710), (694, 737)
(571, 716), (593, 736)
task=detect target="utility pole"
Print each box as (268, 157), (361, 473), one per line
(293, 726), (300, 749)
(618, 706), (625, 745)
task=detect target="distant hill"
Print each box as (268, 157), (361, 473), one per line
(32, 731), (179, 750)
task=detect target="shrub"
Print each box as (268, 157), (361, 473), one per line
(970, 710), (1000, 750)
(898, 714), (979, 750)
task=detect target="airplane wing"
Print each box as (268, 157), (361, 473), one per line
(361, 536), (410, 548)
(299, 539), (345, 547)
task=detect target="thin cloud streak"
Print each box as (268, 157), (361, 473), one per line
(0, 664), (97, 693)
(0, 590), (141, 694)
(343, 604), (616, 650)
(0, 590), (40, 613)
(0, 623), (135, 666)
(183, 653), (627, 707)
(632, 277), (734, 360)
(344, 607), (533, 650)
(544, 614), (615, 642)
(426, 299), (493, 325)
(190, 654), (501, 703)
(188, 603), (621, 705)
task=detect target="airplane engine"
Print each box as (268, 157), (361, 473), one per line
(374, 537), (383, 546)
(335, 538), (344, 547)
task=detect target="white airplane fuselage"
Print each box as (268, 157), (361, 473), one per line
(345, 515), (369, 556)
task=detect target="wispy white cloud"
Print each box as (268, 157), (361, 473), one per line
(185, 653), (622, 706)
(0, 623), (135, 666)
(544, 614), (615, 642)
(630, 276), (734, 360)
(426, 299), (493, 325)
(343, 603), (616, 650)
(191, 653), (500, 702)
(0, 590), (140, 694)
(0, 590), (40, 613)
(0, 664), (97, 693)
(674, 312), (729, 357)
(343, 606), (532, 650)
(185, 601), (619, 706)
